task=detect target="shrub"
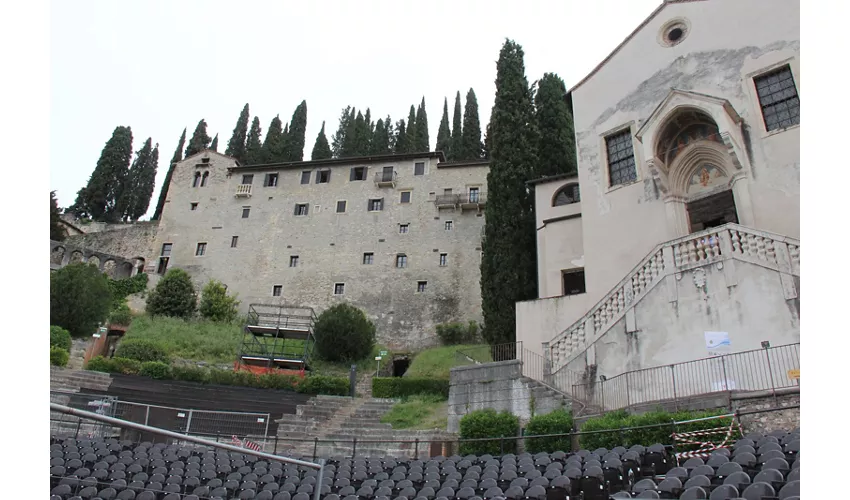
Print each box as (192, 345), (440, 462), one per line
(146, 268), (197, 319)
(109, 273), (148, 309)
(525, 409), (573, 453)
(50, 346), (69, 367)
(459, 409), (520, 455)
(297, 375), (350, 396)
(140, 361), (172, 379)
(115, 338), (169, 363)
(372, 378), (450, 399)
(199, 279), (241, 323)
(436, 321), (479, 345)
(50, 326), (72, 352)
(111, 357), (142, 374)
(50, 263), (113, 337)
(314, 303), (376, 363)
(85, 356), (113, 372)
(109, 301), (134, 326)
(170, 365), (210, 383)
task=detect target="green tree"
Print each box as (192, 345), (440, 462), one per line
(50, 325), (72, 351)
(394, 119), (408, 154)
(70, 125), (134, 222)
(199, 279), (240, 323)
(209, 134), (218, 152)
(50, 191), (65, 241)
(262, 115), (285, 163)
(459, 88), (483, 160)
(245, 117), (264, 165)
(311, 121), (332, 160)
(480, 39), (541, 346)
(384, 115), (395, 151)
(414, 97), (429, 152)
(146, 268), (197, 319)
(450, 91), (463, 160)
(184, 119), (212, 158)
(50, 263), (113, 337)
(225, 103), (250, 163)
(347, 111), (372, 157)
(151, 127), (186, 220)
(371, 118), (393, 154)
(435, 98), (452, 156)
(287, 100), (308, 161)
(535, 72), (578, 176)
(331, 106), (354, 158)
(483, 122), (492, 159)
(313, 303), (376, 362)
(404, 105), (418, 153)
(119, 138), (159, 221)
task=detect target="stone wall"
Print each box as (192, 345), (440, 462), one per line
(733, 390), (800, 435)
(63, 222), (159, 268)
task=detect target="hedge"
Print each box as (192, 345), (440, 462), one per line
(109, 273), (149, 302)
(459, 409), (520, 456)
(115, 338), (169, 363)
(139, 361), (172, 379)
(579, 408), (738, 451)
(50, 346), (69, 367)
(525, 409), (573, 454)
(50, 326), (72, 352)
(372, 377), (450, 399)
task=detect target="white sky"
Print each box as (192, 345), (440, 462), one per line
(50, 0), (660, 217)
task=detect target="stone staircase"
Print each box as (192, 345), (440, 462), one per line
(50, 367), (113, 393)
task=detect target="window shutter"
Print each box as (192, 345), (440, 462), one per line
(350, 168), (356, 181)
(380, 198), (384, 210)
(263, 174), (269, 187)
(326, 170), (331, 182)
(316, 171), (321, 183)
(294, 204), (299, 215)
(304, 204), (309, 215)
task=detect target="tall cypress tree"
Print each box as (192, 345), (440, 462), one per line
(535, 72), (577, 176)
(405, 105), (418, 153)
(414, 97), (429, 152)
(342, 111), (371, 157)
(394, 119), (408, 154)
(184, 119), (212, 158)
(263, 115), (285, 163)
(459, 88), (483, 160)
(152, 127), (186, 220)
(311, 121), (332, 160)
(70, 125), (134, 222)
(480, 39), (541, 346)
(384, 115), (395, 152)
(450, 91), (463, 160)
(225, 103), (250, 163)
(371, 119), (388, 154)
(436, 98), (452, 156)
(245, 117), (264, 165)
(331, 106), (353, 158)
(120, 138), (159, 221)
(209, 134), (219, 152)
(483, 122), (492, 159)
(50, 191), (66, 241)
(287, 100), (308, 161)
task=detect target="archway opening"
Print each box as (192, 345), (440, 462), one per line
(392, 356), (410, 377)
(687, 190), (738, 232)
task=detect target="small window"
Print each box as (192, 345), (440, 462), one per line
(369, 198), (384, 211)
(200, 171), (209, 187)
(290, 255), (299, 267)
(562, 269), (587, 296)
(396, 254), (408, 268)
(201, 157), (210, 164)
(417, 281), (427, 293)
(316, 170), (331, 183)
(605, 130), (637, 187)
(231, 236), (238, 248)
(300, 171), (311, 184)
(399, 224), (409, 234)
(190, 202), (198, 211)
(400, 191), (411, 204)
(192, 172), (201, 188)
(468, 187), (480, 203)
(351, 167), (367, 181)
(242, 207), (251, 218)
(754, 65), (800, 132)
(334, 283), (345, 295)
(195, 242), (207, 256)
(272, 285), (282, 297)
(363, 252), (374, 265)
(553, 183), (581, 206)
(264, 173), (279, 187)
(242, 174), (254, 185)
(336, 200), (347, 213)
(439, 253), (447, 267)
(445, 221), (453, 231)
(161, 243), (172, 257)
(414, 162), (425, 175)
(294, 203), (309, 216)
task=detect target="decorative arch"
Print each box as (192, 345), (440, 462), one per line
(552, 183), (581, 206)
(87, 255), (101, 269)
(667, 140), (735, 198)
(51, 246), (66, 266)
(201, 171), (210, 187)
(192, 171), (202, 188)
(102, 259), (117, 277)
(69, 251), (84, 264)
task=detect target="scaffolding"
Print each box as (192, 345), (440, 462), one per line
(236, 304), (317, 373)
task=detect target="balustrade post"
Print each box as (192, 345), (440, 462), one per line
(626, 373), (631, 410)
(764, 348), (778, 403)
(671, 365), (679, 411)
(720, 356), (729, 392)
(542, 342), (552, 381)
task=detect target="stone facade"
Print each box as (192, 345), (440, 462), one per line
(63, 222), (159, 273)
(733, 390), (800, 435)
(151, 151), (488, 350)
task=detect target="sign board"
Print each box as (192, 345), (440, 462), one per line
(92, 334), (102, 339)
(177, 412), (186, 418)
(705, 331), (731, 356)
(380, 350), (388, 356)
(375, 356), (382, 361)
(257, 418), (265, 423)
(787, 369), (800, 380)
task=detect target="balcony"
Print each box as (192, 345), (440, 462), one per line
(435, 194), (460, 209)
(235, 184), (253, 197)
(460, 192), (487, 212)
(374, 170), (398, 188)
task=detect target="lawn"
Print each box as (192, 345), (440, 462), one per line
(380, 395), (448, 431)
(122, 315), (243, 364)
(310, 343), (390, 377)
(405, 344), (489, 379)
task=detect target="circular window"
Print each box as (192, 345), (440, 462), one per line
(668, 27), (684, 42)
(658, 18), (690, 47)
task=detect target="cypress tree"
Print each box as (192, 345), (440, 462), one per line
(364, 108), (373, 137)
(370, 119), (387, 154)
(263, 115), (285, 163)
(459, 88), (483, 160)
(311, 121), (332, 160)
(480, 39), (541, 346)
(414, 97), (429, 152)
(70, 125), (134, 222)
(483, 122), (492, 159)
(342, 111), (371, 157)
(405, 105), (418, 153)
(535, 73), (577, 176)
(152, 128), (186, 220)
(281, 123), (292, 161)
(50, 191), (65, 241)
(394, 119), (408, 154)
(184, 119), (212, 158)
(331, 106), (353, 158)
(245, 117), (264, 165)
(120, 138), (159, 221)
(287, 100), (308, 161)
(384, 115), (395, 152)
(225, 103), (250, 163)
(436, 97), (452, 156)
(450, 91), (463, 160)
(209, 134), (219, 152)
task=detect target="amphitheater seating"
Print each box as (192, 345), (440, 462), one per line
(49, 428), (800, 500)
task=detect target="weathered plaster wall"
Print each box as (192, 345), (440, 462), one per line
(733, 391), (799, 435)
(63, 222), (159, 266)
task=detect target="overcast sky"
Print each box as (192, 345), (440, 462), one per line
(50, 0), (659, 217)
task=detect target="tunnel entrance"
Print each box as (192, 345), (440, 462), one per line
(392, 356), (410, 377)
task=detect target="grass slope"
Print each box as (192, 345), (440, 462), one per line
(380, 395), (448, 431)
(122, 316), (243, 364)
(405, 344), (488, 379)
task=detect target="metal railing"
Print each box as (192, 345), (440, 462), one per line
(374, 170), (397, 184)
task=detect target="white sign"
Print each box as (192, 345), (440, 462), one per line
(177, 412), (186, 418)
(375, 356), (382, 361)
(257, 418), (265, 423)
(705, 331), (731, 356)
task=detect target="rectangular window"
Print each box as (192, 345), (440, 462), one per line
(414, 162), (425, 175)
(400, 191), (411, 204)
(399, 224), (409, 234)
(161, 243), (172, 256)
(439, 253), (448, 267)
(231, 236), (238, 248)
(443, 188), (452, 195)
(336, 200), (347, 213)
(368, 198), (384, 211)
(363, 252), (374, 265)
(469, 187), (480, 203)
(264, 173), (279, 187)
(190, 202), (198, 211)
(272, 285), (282, 297)
(445, 220), (453, 231)
(417, 281), (427, 293)
(605, 130), (637, 187)
(350, 166), (367, 181)
(300, 171), (311, 184)
(289, 255), (299, 267)
(396, 254), (407, 268)
(242, 174), (254, 185)
(316, 170), (331, 183)
(242, 207), (251, 218)
(754, 65), (800, 132)
(157, 243), (172, 275)
(294, 203), (309, 216)
(562, 269), (587, 296)
(334, 283), (345, 295)
(195, 242), (207, 256)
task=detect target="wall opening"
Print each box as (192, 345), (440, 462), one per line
(687, 189), (738, 232)
(392, 356), (410, 377)
(562, 269), (587, 296)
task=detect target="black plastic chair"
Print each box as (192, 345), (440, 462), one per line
(741, 482), (776, 500)
(778, 480), (800, 500)
(708, 484), (739, 500)
(679, 486), (708, 499)
(657, 476), (682, 498)
(636, 491), (661, 499)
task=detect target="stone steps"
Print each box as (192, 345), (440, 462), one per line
(50, 367), (113, 392)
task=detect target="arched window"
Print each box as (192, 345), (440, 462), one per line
(201, 171), (210, 187)
(553, 183), (580, 206)
(192, 172), (201, 188)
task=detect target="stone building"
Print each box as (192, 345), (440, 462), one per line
(147, 151), (489, 350)
(516, 0), (800, 396)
